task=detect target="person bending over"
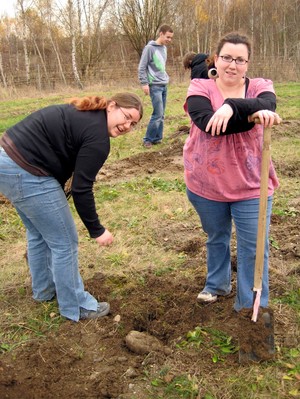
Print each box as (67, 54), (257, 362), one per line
(0, 92), (143, 321)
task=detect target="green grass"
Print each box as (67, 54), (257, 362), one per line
(274, 82), (300, 119)
(150, 373), (200, 399)
(0, 298), (62, 353)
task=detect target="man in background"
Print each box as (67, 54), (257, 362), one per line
(138, 25), (174, 148)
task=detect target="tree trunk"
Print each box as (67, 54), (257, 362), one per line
(17, 0), (30, 84)
(0, 53), (7, 88)
(67, 0), (83, 89)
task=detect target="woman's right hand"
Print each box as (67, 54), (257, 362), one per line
(95, 229), (114, 247)
(205, 104), (234, 136)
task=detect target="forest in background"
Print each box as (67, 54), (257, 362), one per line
(0, 0), (299, 91)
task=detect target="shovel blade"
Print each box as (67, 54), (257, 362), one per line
(238, 310), (275, 364)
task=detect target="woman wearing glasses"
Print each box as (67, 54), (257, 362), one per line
(183, 32), (281, 312)
(0, 92), (143, 321)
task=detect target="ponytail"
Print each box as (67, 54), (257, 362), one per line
(68, 92), (143, 119)
(68, 96), (107, 111)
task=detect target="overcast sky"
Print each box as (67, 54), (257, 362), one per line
(0, 2), (16, 17)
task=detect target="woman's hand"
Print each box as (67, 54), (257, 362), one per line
(248, 110), (282, 127)
(205, 104), (233, 136)
(95, 229), (114, 247)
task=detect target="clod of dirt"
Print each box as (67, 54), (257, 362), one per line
(169, 125), (190, 138)
(125, 330), (171, 355)
(238, 308), (275, 363)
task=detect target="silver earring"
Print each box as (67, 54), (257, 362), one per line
(208, 68), (218, 79)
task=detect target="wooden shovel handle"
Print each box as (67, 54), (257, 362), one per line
(253, 117), (281, 125)
(253, 127), (271, 291)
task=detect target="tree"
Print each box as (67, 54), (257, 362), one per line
(17, 0), (30, 84)
(66, 0), (83, 89)
(0, 52), (7, 87)
(117, 0), (167, 56)
(37, 0), (67, 85)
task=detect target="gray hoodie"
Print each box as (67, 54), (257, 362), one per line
(138, 40), (169, 86)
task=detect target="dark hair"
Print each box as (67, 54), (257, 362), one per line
(183, 52), (196, 69)
(69, 92), (143, 120)
(159, 25), (173, 34)
(216, 32), (252, 58)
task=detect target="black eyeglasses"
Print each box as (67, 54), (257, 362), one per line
(119, 107), (137, 128)
(219, 55), (248, 65)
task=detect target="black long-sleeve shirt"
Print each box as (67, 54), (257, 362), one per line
(1, 104), (110, 238)
(187, 79), (276, 135)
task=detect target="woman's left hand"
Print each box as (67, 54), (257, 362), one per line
(205, 104), (234, 136)
(248, 110), (282, 127)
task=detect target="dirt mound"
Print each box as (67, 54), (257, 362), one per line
(0, 269), (292, 399)
(98, 138), (184, 183)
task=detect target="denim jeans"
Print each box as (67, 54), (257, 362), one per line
(0, 147), (98, 321)
(187, 188), (272, 311)
(144, 84), (167, 143)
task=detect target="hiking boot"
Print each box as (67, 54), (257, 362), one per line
(80, 302), (110, 319)
(197, 291), (217, 303)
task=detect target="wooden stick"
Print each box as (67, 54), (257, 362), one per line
(251, 127), (271, 321)
(253, 117), (281, 125)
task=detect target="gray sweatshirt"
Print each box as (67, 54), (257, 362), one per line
(138, 40), (169, 86)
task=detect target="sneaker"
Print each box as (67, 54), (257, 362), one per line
(143, 141), (152, 148)
(197, 291), (217, 303)
(80, 302), (110, 319)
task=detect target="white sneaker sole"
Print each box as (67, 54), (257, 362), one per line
(197, 293), (218, 303)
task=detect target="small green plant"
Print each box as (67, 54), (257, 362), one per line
(122, 216), (140, 228)
(273, 207), (298, 217)
(147, 177), (186, 193)
(276, 288), (300, 312)
(95, 187), (120, 201)
(177, 326), (238, 362)
(270, 237), (280, 249)
(209, 328), (239, 362)
(177, 326), (206, 348)
(151, 374), (199, 399)
(0, 342), (14, 353)
(105, 251), (129, 267)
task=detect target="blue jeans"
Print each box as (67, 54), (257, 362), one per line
(144, 85), (167, 143)
(0, 147), (98, 321)
(187, 188), (272, 311)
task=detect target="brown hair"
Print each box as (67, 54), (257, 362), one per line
(158, 24), (173, 34)
(216, 32), (252, 58)
(68, 92), (143, 120)
(183, 52), (196, 69)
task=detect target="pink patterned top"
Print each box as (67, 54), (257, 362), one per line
(183, 78), (279, 201)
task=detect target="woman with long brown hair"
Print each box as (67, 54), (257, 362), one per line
(0, 92), (143, 321)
